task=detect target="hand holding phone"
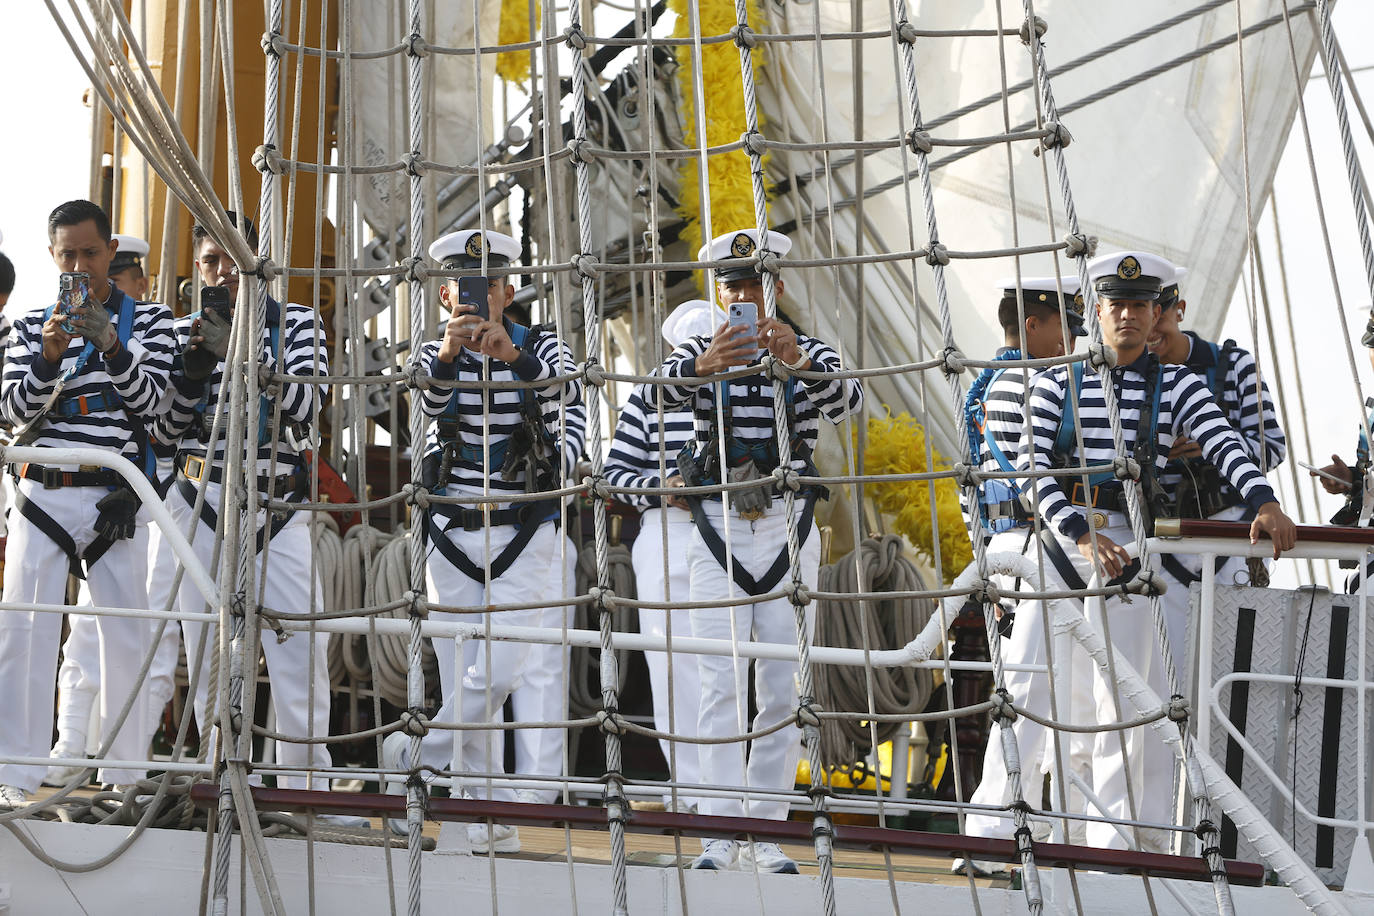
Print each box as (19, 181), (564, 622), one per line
(457, 276), (490, 325)
(200, 285), (233, 322)
(727, 301), (760, 350)
(58, 272), (89, 334)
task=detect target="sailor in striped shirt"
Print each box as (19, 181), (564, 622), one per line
(0, 201), (174, 805)
(656, 229), (863, 874)
(1018, 250), (1297, 853)
(150, 212), (339, 793)
(381, 229), (585, 854)
(960, 276), (1096, 854)
(604, 299), (714, 812)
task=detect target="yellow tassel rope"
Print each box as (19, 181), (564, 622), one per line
(670, 0), (768, 284)
(860, 411), (973, 583)
(496, 0), (540, 83)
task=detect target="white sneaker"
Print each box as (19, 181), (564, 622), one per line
(315, 813), (371, 829)
(0, 785), (28, 810)
(691, 838), (739, 870)
(514, 788), (546, 805)
(950, 857), (1010, 878)
(469, 822), (521, 854)
(739, 841), (799, 874)
(42, 745), (88, 787)
(380, 732), (412, 833)
(663, 797), (697, 814)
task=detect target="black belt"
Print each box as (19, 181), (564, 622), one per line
(1066, 480), (1128, 511)
(11, 462), (120, 489)
(423, 499), (560, 583)
(984, 498), (1031, 527)
(179, 453), (299, 499)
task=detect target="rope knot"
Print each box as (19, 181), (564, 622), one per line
(1063, 232), (1095, 258)
(402, 483), (430, 509)
(566, 137), (591, 164)
(402, 360), (430, 391)
(231, 592), (248, 618)
(249, 256), (278, 281)
(399, 709), (431, 737)
(1087, 342), (1116, 371)
(583, 473), (612, 501)
(969, 578), (1001, 607)
(1126, 568), (1167, 598)
(906, 128), (933, 154)
(404, 589), (428, 619)
(795, 699), (824, 729)
(895, 20), (919, 44)
(1019, 16), (1048, 45)
(260, 30), (286, 59)
(563, 25), (588, 50)
(740, 129), (768, 157)
(755, 248), (783, 276)
(401, 255), (429, 283)
(925, 243), (951, 267)
(730, 24), (759, 49)
(571, 253), (601, 279)
(1167, 695), (1191, 723)
(989, 688), (1018, 723)
(588, 585), (618, 612)
(596, 709), (627, 735)
(229, 709), (245, 735)
(405, 32), (429, 58)
(951, 462), (981, 489)
(1040, 120), (1072, 150)
(252, 143), (284, 175)
(1111, 456), (1140, 482)
(1194, 818), (1218, 839)
(581, 359), (606, 387)
(771, 465), (802, 492)
(784, 579), (812, 607)
(939, 346), (965, 375)
(403, 151), (428, 177)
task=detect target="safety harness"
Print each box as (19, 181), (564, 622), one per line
(676, 373), (822, 597)
(1169, 336), (1244, 522)
(13, 289), (151, 578)
(963, 349), (1031, 535)
(420, 321), (562, 583)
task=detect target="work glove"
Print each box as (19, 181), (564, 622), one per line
(72, 293), (117, 352)
(182, 309), (232, 381)
(94, 487), (140, 542)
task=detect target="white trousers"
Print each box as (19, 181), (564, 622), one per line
(1039, 512), (1178, 852)
(689, 502), (819, 821)
(0, 481), (156, 789)
(632, 507), (701, 802)
(420, 519), (563, 803)
(56, 522), (182, 754)
(168, 483), (333, 789)
(507, 540), (578, 803)
(965, 526), (1096, 841)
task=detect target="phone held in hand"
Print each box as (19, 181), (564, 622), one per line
(458, 275), (489, 323)
(728, 300), (760, 352)
(58, 272), (89, 334)
(200, 286), (233, 323)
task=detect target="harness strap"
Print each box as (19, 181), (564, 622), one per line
(422, 499), (559, 583)
(175, 476), (297, 555)
(13, 488), (114, 580)
(684, 491), (818, 597)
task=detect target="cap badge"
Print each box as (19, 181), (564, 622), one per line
(1116, 256), (1141, 280)
(1070, 293), (1085, 315)
(465, 232), (486, 258)
(730, 232), (755, 258)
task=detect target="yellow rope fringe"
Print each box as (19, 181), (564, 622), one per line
(860, 411), (973, 583)
(670, 0), (768, 286)
(496, 0), (539, 83)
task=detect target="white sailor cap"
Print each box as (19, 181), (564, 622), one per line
(661, 299), (721, 348)
(428, 229), (521, 269)
(1087, 251), (1172, 301)
(1159, 264), (1189, 309)
(997, 275), (1087, 336)
(698, 228), (792, 282)
(110, 234), (150, 272)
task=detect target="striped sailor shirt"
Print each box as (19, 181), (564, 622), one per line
(1019, 352), (1278, 542)
(655, 333), (864, 472)
(1160, 331), (1286, 497)
(154, 299), (327, 471)
(417, 320), (585, 504)
(2, 287), (173, 460)
(961, 348), (1039, 527)
(604, 380), (696, 509)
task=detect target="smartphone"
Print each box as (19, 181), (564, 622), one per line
(58, 271), (89, 333)
(728, 300), (759, 351)
(457, 276), (489, 323)
(200, 285), (233, 322)
(1298, 460), (1351, 488)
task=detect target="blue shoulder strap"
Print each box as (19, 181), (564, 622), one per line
(440, 320), (538, 427)
(1052, 361), (1086, 459)
(963, 349), (1022, 469)
(43, 290), (138, 384)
